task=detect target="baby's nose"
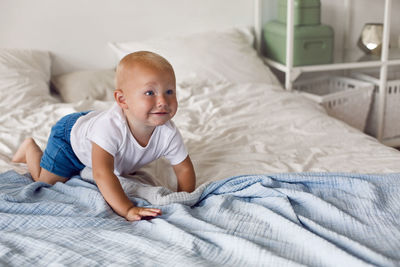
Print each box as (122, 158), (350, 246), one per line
(157, 96), (167, 107)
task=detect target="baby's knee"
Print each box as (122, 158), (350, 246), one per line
(39, 176), (68, 185)
(38, 169), (68, 185)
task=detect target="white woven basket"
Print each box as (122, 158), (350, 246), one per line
(294, 76), (374, 131)
(352, 70), (400, 139)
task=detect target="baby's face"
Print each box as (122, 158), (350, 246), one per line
(121, 64), (177, 128)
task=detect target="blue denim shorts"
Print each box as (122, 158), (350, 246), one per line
(40, 111), (90, 178)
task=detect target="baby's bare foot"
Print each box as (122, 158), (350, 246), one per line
(12, 138), (35, 163)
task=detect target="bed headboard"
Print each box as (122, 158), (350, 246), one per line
(0, 0), (260, 75)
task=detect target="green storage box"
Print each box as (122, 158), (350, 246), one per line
(263, 21), (334, 66)
(278, 0), (321, 26)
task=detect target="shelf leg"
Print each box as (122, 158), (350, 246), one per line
(377, 0), (392, 141)
(285, 0), (294, 90)
(254, 0), (262, 54)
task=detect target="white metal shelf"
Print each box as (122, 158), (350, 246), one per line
(264, 48), (400, 72)
(258, 0), (400, 147)
(263, 57), (387, 81)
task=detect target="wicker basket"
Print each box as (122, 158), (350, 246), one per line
(352, 70), (400, 139)
(294, 76), (374, 131)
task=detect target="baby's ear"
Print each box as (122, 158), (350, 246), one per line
(114, 89), (128, 109)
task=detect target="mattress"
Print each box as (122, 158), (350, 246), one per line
(2, 80), (400, 190)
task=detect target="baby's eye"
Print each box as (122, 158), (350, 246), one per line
(166, 89), (174, 95)
(145, 90), (155, 96)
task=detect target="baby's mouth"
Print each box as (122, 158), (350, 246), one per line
(150, 111), (169, 116)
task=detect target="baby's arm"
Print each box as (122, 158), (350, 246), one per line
(91, 142), (161, 221)
(172, 155), (196, 193)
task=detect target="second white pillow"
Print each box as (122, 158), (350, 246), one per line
(108, 27), (280, 86)
(51, 69), (115, 103)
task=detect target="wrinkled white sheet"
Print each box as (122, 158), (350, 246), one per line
(2, 80), (400, 189)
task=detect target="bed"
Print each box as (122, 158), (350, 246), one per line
(1, 1), (400, 266)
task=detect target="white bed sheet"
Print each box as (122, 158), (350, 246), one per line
(2, 79), (400, 189)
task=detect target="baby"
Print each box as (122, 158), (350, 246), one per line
(12, 51), (196, 221)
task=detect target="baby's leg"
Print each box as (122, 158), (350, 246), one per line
(37, 169), (68, 185)
(12, 138), (67, 184)
(12, 137), (35, 163)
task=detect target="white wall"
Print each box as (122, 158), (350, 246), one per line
(322, 0), (400, 50)
(0, 0), (254, 75)
(1, 0), (398, 74)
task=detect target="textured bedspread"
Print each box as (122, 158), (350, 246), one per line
(1, 170), (399, 266)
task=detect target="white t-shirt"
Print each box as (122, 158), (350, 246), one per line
(70, 103), (188, 175)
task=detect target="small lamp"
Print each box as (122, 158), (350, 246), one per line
(357, 23), (383, 55)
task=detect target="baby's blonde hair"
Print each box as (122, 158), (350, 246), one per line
(115, 51), (174, 89)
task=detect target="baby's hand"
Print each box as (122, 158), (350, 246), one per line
(125, 206), (162, 221)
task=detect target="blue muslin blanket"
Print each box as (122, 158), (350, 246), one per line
(0, 170), (399, 266)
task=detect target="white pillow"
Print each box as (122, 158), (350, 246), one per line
(51, 69), (115, 103)
(108, 27), (280, 86)
(0, 48), (51, 95)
